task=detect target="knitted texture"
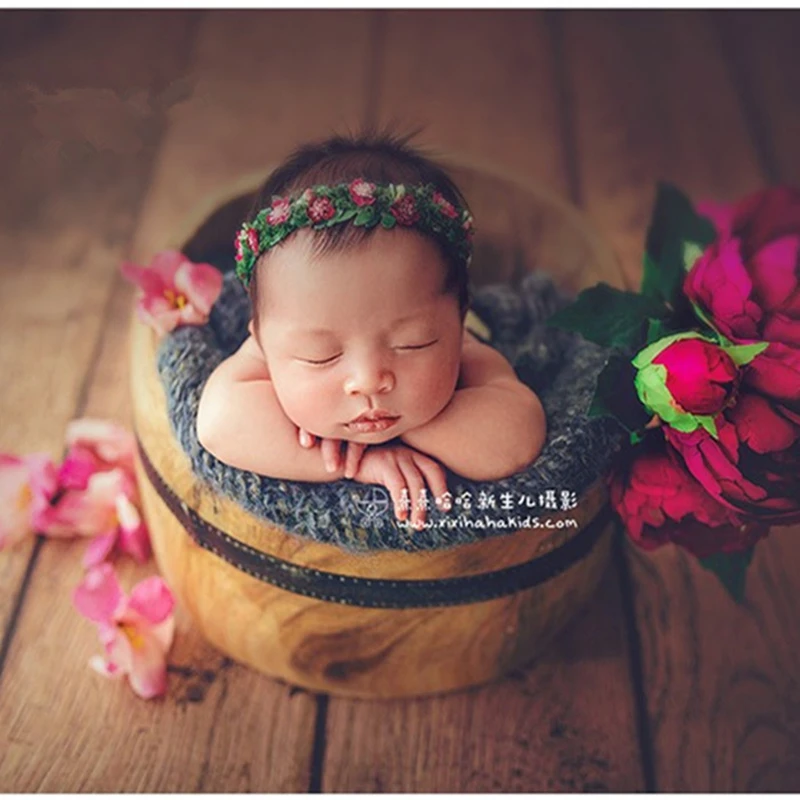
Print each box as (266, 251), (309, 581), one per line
(156, 269), (627, 553)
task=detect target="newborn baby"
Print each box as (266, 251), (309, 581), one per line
(197, 131), (546, 529)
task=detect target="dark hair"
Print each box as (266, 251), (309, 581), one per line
(243, 124), (472, 338)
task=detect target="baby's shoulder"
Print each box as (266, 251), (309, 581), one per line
(222, 334), (271, 382)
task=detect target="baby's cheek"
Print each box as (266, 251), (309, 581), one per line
(274, 372), (340, 434)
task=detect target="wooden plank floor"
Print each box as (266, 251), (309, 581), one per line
(0, 9), (798, 791)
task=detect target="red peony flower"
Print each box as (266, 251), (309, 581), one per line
(307, 195), (336, 223)
(609, 440), (767, 558)
(665, 393), (800, 524)
(686, 187), (800, 419)
(349, 178), (376, 206)
(391, 194), (419, 226)
(652, 336), (739, 416)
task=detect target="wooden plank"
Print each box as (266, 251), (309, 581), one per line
(1, 9), (374, 790)
(322, 10), (645, 792)
(565, 9), (800, 790)
(0, 9), (199, 658)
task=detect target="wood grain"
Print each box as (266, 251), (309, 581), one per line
(564, 8), (800, 790)
(0, 9), (199, 659)
(0, 9), (374, 791)
(321, 8), (645, 791)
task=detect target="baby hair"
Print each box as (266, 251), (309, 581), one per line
(242, 124), (473, 338)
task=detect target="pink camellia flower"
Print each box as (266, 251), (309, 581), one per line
(120, 250), (222, 336)
(391, 194), (419, 226)
(267, 198), (291, 225)
(73, 563), (175, 699)
(349, 178), (376, 206)
(665, 394), (800, 523)
(0, 453), (59, 550)
(61, 418), (137, 492)
(37, 467), (151, 566)
(686, 187), (800, 418)
(609, 440), (768, 558)
(307, 195), (336, 223)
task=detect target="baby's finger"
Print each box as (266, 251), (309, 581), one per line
(343, 441), (366, 479)
(298, 428), (315, 448)
(413, 454), (451, 511)
(380, 467), (409, 523)
(321, 438), (342, 473)
(397, 458), (427, 530)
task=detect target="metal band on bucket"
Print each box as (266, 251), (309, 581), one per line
(136, 437), (611, 609)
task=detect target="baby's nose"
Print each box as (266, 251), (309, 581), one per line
(344, 362), (395, 396)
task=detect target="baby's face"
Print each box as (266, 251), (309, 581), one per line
(252, 227), (463, 445)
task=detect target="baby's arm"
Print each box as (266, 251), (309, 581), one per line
(196, 336), (350, 483)
(400, 331), (546, 481)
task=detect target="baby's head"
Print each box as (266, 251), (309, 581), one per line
(236, 127), (474, 445)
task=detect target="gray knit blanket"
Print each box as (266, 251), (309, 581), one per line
(156, 269), (626, 553)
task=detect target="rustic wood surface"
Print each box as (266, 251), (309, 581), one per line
(0, 8), (797, 791)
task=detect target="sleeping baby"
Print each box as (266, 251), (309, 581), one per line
(196, 129), (546, 529)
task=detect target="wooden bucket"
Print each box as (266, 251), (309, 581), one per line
(130, 161), (624, 699)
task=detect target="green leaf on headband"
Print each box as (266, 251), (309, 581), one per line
(381, 213), (396, 230)
(698, 547), (755, 604)
(546, 283), (668, 351)
(354, 206), (377, 227)
(641, 182), (717, 308)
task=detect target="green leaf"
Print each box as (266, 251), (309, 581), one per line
(354, 206), (376, 226)
(381, 213), (396, 229)
(682, 240), (704, 273)
(698, 547), (755, 604)
(587, 353), (652, 432)
(546, 283), (668, 351)
(724, 341), (769, 367)
(642, 182), (717, 307)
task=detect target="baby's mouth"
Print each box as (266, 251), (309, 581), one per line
(345, 415), (400, 433)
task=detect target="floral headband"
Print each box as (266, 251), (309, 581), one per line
(234, 178), (475, 287)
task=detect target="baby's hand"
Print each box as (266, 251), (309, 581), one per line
(351, 444), (453, 529)
(297, 427), (366, 479)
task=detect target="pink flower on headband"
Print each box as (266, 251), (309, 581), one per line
(391, 194), (419, 226)
(267, 198), (291, 225)
(121, 251), (222, 336)
(433, 191), (457, 219)
(307, 195), (336, 223)
(349, 178), (376, 206)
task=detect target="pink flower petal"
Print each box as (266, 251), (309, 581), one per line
(149, 250), (188, 285)
(173, 261), (222, 317)
(115, 494), (152, 563)
(65, 418), (136, 473)
(73, 563), (124, 624)
(732, 394), (798, 455)
(106, 620), (171, 699)
(88, 654), (123, 679)
(0, 456), (35, 549)
(127, 576), (174, 625)
(748, 235), (800, 311)
(120, 261), (167, 295)
(82, 531), (119, 568)
(58, 445), (103, 491)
